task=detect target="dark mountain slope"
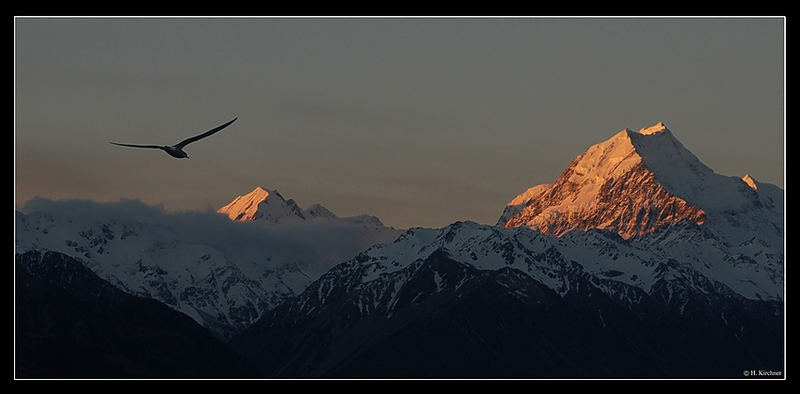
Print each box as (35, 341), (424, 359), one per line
(232, 249), (782, 377)
(16, 250), (254, 378)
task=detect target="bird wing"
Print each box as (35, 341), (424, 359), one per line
(174, 117), (238, 149)
(110, 142), (163, 149)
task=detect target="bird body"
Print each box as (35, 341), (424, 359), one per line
(164, 146), (190, 159)
(110, 117), (237, 159)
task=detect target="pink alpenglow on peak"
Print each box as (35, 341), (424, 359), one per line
(507, 184), (551, 207)
(216, 186), (393, 229)
(496, 184), (552, 226)
(742, 174), (758, 191)
(217, 186), (273, 221)
(638, 121), (669, 135)
(501, 122), (709, 239)
(216, 186), (308, 224)
(501, 121), (783, 245)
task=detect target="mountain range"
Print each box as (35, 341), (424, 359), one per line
(15, 122), (784, 378)
(16, 189), (400, 339)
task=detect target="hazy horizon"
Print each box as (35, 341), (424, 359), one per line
(15, 17), (784, 229)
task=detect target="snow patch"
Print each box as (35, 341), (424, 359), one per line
(638, 121), (669, 135)
(742, 174), (757, 191)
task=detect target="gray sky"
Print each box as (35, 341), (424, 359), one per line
(15, 17), (784, 229)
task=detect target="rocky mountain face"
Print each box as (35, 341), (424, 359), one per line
(16, 250), (254, 377)
(499, 122), (782, 248)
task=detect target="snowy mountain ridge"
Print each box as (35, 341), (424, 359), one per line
(218, 186), (386, 228)
(16, 193), (402, 339)
(288, 122), (783, 319)
(302, 218), (781, 318)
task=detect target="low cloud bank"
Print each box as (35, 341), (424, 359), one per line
(19, 197), (402, 275)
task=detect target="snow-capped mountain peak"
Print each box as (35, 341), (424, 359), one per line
(501, 123), (706, 238)
(217, 186), (306, 224)
(500, 122), (782, 246)
(218, 186), (276, 221)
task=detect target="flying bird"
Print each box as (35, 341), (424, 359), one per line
(110, 117), (238, 159)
